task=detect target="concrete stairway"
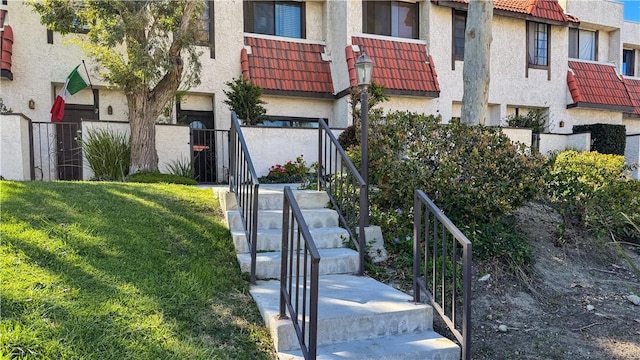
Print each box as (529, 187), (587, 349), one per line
(222, 185), (460, 359)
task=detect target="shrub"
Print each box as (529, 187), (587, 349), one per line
(166, 157), (195, 179)
(368, 112), (546, 225)
(544, 150), (627, 206)
(584, 180), (640, 242)
(259, 155), (310, 183)
(573, 124), (626, 155)
(126, 171), (198, 185)
(223, 77), (267, 125)
(544, 150), (638, 241)
(337, 125), (358, 150)
(82, 128), (131, 181)
(505, 108), (547, 133)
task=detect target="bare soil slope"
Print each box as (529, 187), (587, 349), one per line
(470, 202), (640, 360)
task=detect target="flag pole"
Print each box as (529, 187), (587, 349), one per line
(82, 60), (97, 114)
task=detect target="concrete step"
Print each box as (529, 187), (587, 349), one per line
(227, 209), (339, 231)
(255, 188), (329, 210)
(277, 330), (460, 359)
(237, 248), (359, 280)
(220, 187), (329, 211)
(232, 227), (350, 253)
(250, 275), (454, 353)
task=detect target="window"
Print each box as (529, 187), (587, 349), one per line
(363, 1), (419, 39)
(453, 11), (466, 61)
(258, 116), (323, 128)
(569, 28), (596, 61)
(528, 22), (549, 67)
(197, 1), (215, 57)
(623, 49), (635, 77)
(244, 1), (305, 39)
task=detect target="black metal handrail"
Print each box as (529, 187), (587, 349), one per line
(279, 186), (321, 360)
(413, 190), (472, 360)
(317, 118), (366, 276)
(229, 111), (260, 284)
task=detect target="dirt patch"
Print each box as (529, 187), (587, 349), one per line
(469, 202), (640, 360)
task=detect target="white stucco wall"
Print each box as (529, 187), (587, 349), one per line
(242, 127), (343, 177)
(539, 132), (591, 155)
(0, 114), (32, 180)
(565, 107), (624, 131)
(565, 0), (623, 30)
(262, 96), (334, 123)
(625, 134), (640, 179)
(81, 121), (191, 179)
(502, 127), (533, 148)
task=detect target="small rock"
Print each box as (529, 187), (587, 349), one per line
(627, 295), (640, 306)
(498, 324), (508, 332)
(586, 304), (595, 311)
(479, 274), (491, 282)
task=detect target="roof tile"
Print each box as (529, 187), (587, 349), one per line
(434, 0), (572, 23)
(347, 36), (440, 96)
(242, 36), (334, 96)
(567, 61), (634, 110)
(623, 78), (640, 117)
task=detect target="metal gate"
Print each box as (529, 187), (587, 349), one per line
(31, 121), (83, 181)
(191, 129), (229, 184)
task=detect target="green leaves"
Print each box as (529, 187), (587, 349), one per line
(223, 77), (267, 125)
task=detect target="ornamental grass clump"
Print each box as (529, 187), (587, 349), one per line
(82, 128), (131, 181)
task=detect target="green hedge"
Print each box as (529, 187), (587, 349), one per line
(573, 124), (626, 155)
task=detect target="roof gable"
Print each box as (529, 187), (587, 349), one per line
(623, 78), (640, 118)
(567, 61), (634, 112)
(347, 36), (440, 97)
(433, 0), (575, 24)
(241, 36), (334, 97)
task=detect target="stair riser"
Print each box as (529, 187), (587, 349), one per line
(228, 210), (339, 231)
(274, 308), (433, 352)
(233, 228), (349, 253)
(257, 192), (329, 210)
(237, 251), (359, 279)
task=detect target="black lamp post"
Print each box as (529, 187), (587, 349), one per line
(355, 50), (373, 227)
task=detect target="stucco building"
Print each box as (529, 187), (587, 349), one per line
(1, 0), (640, 180)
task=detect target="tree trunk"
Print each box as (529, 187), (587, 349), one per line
(461, 0), (493, 126)
(128, 91), (159, 174)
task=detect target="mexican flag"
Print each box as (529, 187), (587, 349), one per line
(50, 65), (88, 122)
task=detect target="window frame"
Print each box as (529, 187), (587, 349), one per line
(527, 21), (550, 69)
(196, 0), (215, 58)
(257, 115), (324, 128)
(451, 9), (466, 69)
(568, 28), (598, 61)
(243, 1), (306, 39)
(362, 0), (420, 40)
(623, 49), (636, 77)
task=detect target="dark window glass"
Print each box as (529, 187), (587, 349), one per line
(363, 1), (419, 39)
(453, 11), (466, 59)
(623, 49), (635, 76)
(568, 28), (596, 60)
(258, 116), (322, 128)
(244, 1), (304, 39)
(528, 22), (548, 67)
(197, 1), (213, 45)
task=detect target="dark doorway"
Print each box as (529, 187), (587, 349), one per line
(57, 104), (96, 180)
(178, 109), (219, 183)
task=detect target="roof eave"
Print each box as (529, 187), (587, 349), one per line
(567, 102), (635, 112)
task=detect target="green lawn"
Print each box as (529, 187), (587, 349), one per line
(0, 181), (274, 359)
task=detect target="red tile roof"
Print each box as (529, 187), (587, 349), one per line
(1, 24), (13, 80)
(347, 36), (440, 96)
(567, 61), (634, 111)
(241, 36), (334, 96)
(623, 78), (640, 118)
(433, 0), (575, 23)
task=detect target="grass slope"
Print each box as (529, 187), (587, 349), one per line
(0, 181), (274, 359)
